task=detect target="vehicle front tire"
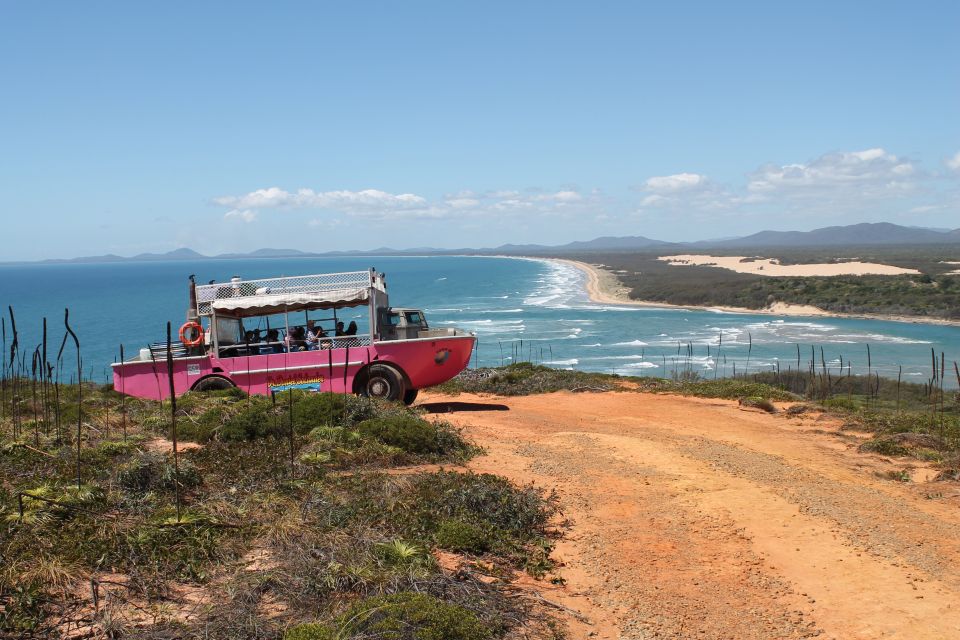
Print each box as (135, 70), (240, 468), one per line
(192, 376), (235, 392)
(402, 388), (419, 406)
(361, 364), (406, 402)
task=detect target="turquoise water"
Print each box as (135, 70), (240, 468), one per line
(0, 256), (957, 386)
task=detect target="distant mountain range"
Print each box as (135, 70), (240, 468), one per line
(707, 222), (960, 248)
(16, 222), (960, 264)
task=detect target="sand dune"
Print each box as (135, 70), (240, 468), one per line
(659, 254), (921, 277)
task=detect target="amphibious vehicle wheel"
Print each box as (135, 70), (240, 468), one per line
(402, 388), (419, 406)
(192, 376), (235, 392)
(361, 364), (406, 402)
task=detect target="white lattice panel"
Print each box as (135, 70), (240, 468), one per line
(196, 271), (378, 316)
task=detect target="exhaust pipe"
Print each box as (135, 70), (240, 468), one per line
(186, 275), (199, 322)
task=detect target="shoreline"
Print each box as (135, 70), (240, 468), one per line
(543, 257), (960, 328)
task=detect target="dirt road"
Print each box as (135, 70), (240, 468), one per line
(419, 391), (960, 640)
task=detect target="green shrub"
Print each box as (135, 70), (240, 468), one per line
(415, 472), (555, 535)
(116, 457), (154, 491)
(859, 438), (910, 457)
(96, 439), (138, 456)
(308, 425), (362, 445)
(375, 539), (430, 568)
(283, 623), (336, 640)
(0, 583), (47, 634)
(210, 386), (248, 401)
(914, 448), (943, 462)
(220, 401), (281, 441)
(299, 451), (333, 466)
(291, 392), (379, 433)
(7, 484), (103, 526)
(357, 415), (445, 454)
(157, 458), (202, 491)
(126, 513), (242, 583)
(178, 407), (223, 442)
(335, 592), (490, 640)
(177, 386), (247, 411)
(823, 397), (860, 412)
(291, 392), (349, 432)
(356, 416), (470, 459)
(139, 414), (169, 434)
(434, 519), (492, 554)
(117, 453), (201, 493)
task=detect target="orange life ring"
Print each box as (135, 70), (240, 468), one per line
(179, 321), (204, 347)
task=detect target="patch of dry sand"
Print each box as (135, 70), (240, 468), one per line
(659, 254), (921, 277)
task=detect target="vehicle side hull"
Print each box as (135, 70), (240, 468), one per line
(112, 335), (475, 400)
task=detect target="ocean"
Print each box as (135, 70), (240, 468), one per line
(0, 255), (957, 386)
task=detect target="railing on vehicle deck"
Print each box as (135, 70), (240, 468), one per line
(195, 271), (382, 316)
(217, 334), (374, 358)
(320, 335), (373, 350)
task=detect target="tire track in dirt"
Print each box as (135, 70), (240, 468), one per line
(673, 436), (960, 581)
(521, 435), (820, 640)
(422, 391), (960, 640)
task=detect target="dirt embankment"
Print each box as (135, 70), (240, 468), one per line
(420, 391), (960, 640)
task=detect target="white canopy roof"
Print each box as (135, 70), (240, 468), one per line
(210, 287), (369, 317)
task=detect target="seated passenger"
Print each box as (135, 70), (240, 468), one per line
(345, 321), (358, 336)
(265, 329), (282, 353)
(305, 321), (326, 350)
(286, 326), (306, 351)
(335, 321), (346, 337)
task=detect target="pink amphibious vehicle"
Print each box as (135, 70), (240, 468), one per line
(112, 269), (475, 405)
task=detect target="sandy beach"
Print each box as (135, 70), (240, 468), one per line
(548, 257), (960, 327)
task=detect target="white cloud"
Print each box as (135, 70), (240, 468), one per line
(747, 148), (915, 195)
(213, 146), (953, 235)
(632, 147), (938, 225)
(224, 209), (257, 223)
(537, 190), (583, 202)
(639, 194), (670, 207)
(644, 172), (707, 193)
(445, 197), (480, 209)
(946, 151), (960, 171)
(636, 172), (732, 213)
(214, 186), (598, 223)
(214, 188), (427, 212)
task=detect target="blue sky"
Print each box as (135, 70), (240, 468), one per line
(2, 1), (958, 260)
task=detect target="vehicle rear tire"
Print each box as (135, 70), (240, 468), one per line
(361, 364), (406, 402)
(402, 388), (419, 406)
(192, 376), (235, 392)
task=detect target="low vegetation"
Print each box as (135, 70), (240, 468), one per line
(0, 384), (562, 638)
(440, 364), (960, 463)
(284, 592), (491, 640)
(439, 362), (797, 401)
(436, 362), (619, 396)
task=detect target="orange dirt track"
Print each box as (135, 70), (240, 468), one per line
(419, 390), (960, 640)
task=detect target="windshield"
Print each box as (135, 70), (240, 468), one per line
(215, 317), (243, 345)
